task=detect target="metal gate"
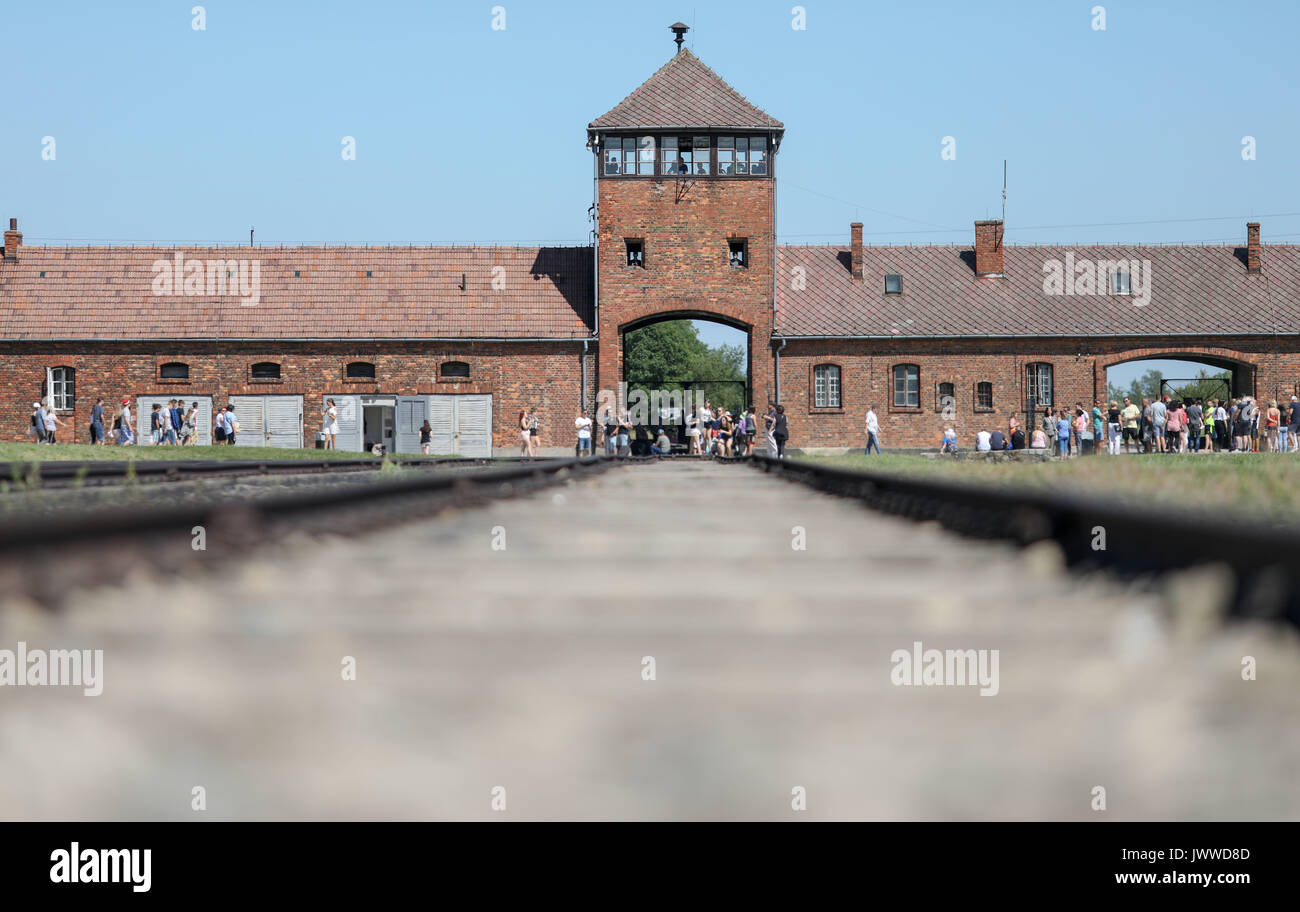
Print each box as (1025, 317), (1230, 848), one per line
(427, 394), (492, 457)
(1161, 377), (1230, 404)
(135, 395), (213, 446)
(228, 395), (303, 448)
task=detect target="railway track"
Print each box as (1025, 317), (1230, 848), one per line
(0, 455), (511, 489)
(751, 455), (1300, 627)
(0, 455), (631, 606)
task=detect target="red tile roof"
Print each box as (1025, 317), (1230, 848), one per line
(777, 243), (1300, 337)
(0, 245), (594, 340)
(589, 49), (783, 132)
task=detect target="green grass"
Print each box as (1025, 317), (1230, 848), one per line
(0, 442), (448, 463)
(802, 452), (1300, 521)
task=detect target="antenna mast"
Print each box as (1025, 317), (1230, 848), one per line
(1001, 160), (1007, 227)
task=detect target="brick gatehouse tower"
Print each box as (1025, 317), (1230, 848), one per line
(588, 24), (783, 411)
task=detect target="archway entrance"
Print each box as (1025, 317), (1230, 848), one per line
(618, 313), (751, 451)
(1105, 354), (1253, 405)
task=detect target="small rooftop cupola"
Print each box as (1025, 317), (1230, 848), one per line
(670, 22), (689, 53)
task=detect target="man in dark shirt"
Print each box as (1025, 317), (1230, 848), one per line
(89, 398), (105, 445)
(990, 429), (1008, 450)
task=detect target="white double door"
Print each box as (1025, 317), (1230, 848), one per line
(228, 395), (304, 448)
(324, 394), (492, 456)
(135, 396), (213, 445)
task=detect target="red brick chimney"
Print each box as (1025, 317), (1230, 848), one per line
(1246, 221), (1261, 273)
(850, 222), (863, 281)
(974, 220), (1003, 277)
(3, 218), (20, 260)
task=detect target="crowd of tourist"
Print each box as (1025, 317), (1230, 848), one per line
(26, 397), (243, 447)
(584, 400), (789, 458)
(936, 394), (1300, 456)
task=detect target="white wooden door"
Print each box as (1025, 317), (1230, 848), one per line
(322, 395), (363, 452)
(396, 396), (429, 454)
(455, 395), (493, 457)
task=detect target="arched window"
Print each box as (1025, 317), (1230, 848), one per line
(1026, 363), (1053, 409)
(892, 364), (920, 409)
(813, 364), (841, 408)
(251, 361), (281, 381)
(440, 361), (471, 379)
(160, 362), (190, 380)
(976, 381), (994, 410)
(936, 382), (955, 412)
(346, 361), (376, 379)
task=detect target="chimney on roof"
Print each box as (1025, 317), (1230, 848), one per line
(1246, 221), (1261, 273)
(3, 218), (20, 260)
(670, 22), (689, 53)
(850, 222), (863, 282)
(974, 219), (1003, 278)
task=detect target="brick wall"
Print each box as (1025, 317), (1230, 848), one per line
(1, 341), (587, 448)
(596, 175), (775, 408)
(778, 336), (1300, 449)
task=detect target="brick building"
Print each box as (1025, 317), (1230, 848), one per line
(3, 31), (1299, 452)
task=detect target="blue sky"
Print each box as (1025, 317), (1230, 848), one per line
(4, 0), (1294, 383)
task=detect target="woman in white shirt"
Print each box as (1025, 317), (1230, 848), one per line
(323, 399), (339, 450)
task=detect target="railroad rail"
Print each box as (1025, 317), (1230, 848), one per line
(0, 456), (515, 489)
(749, 455), (1300, 627)
(0, 455), (633, 606)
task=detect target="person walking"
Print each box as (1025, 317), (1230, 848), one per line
(772, 404), (789, 458)
(149, 402), (165, 445)
(865, 405), (882, 454)
(89, 398), (106, 445)
(420, 419), (433, 455)
(214, 405), (228, 445)
(165, 399), (181, 445)
(29, 402), (47, 443)
(764, 404), (778, 457)
(1106, 401), (1121, 455)
(518, 409), (530, 456)
(121, 398), (135, 445)
(42, 403), (60, 444)
(180, 402), (197, 445)
(1056, 410), (1071, 458)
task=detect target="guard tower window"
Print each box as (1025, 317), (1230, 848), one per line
(625, 239), (645, 268)
(662, 136), (711, 176)
(728, 239), (748, 268)
(605, 136), (655, 175)
(717, 135), (767, 176)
